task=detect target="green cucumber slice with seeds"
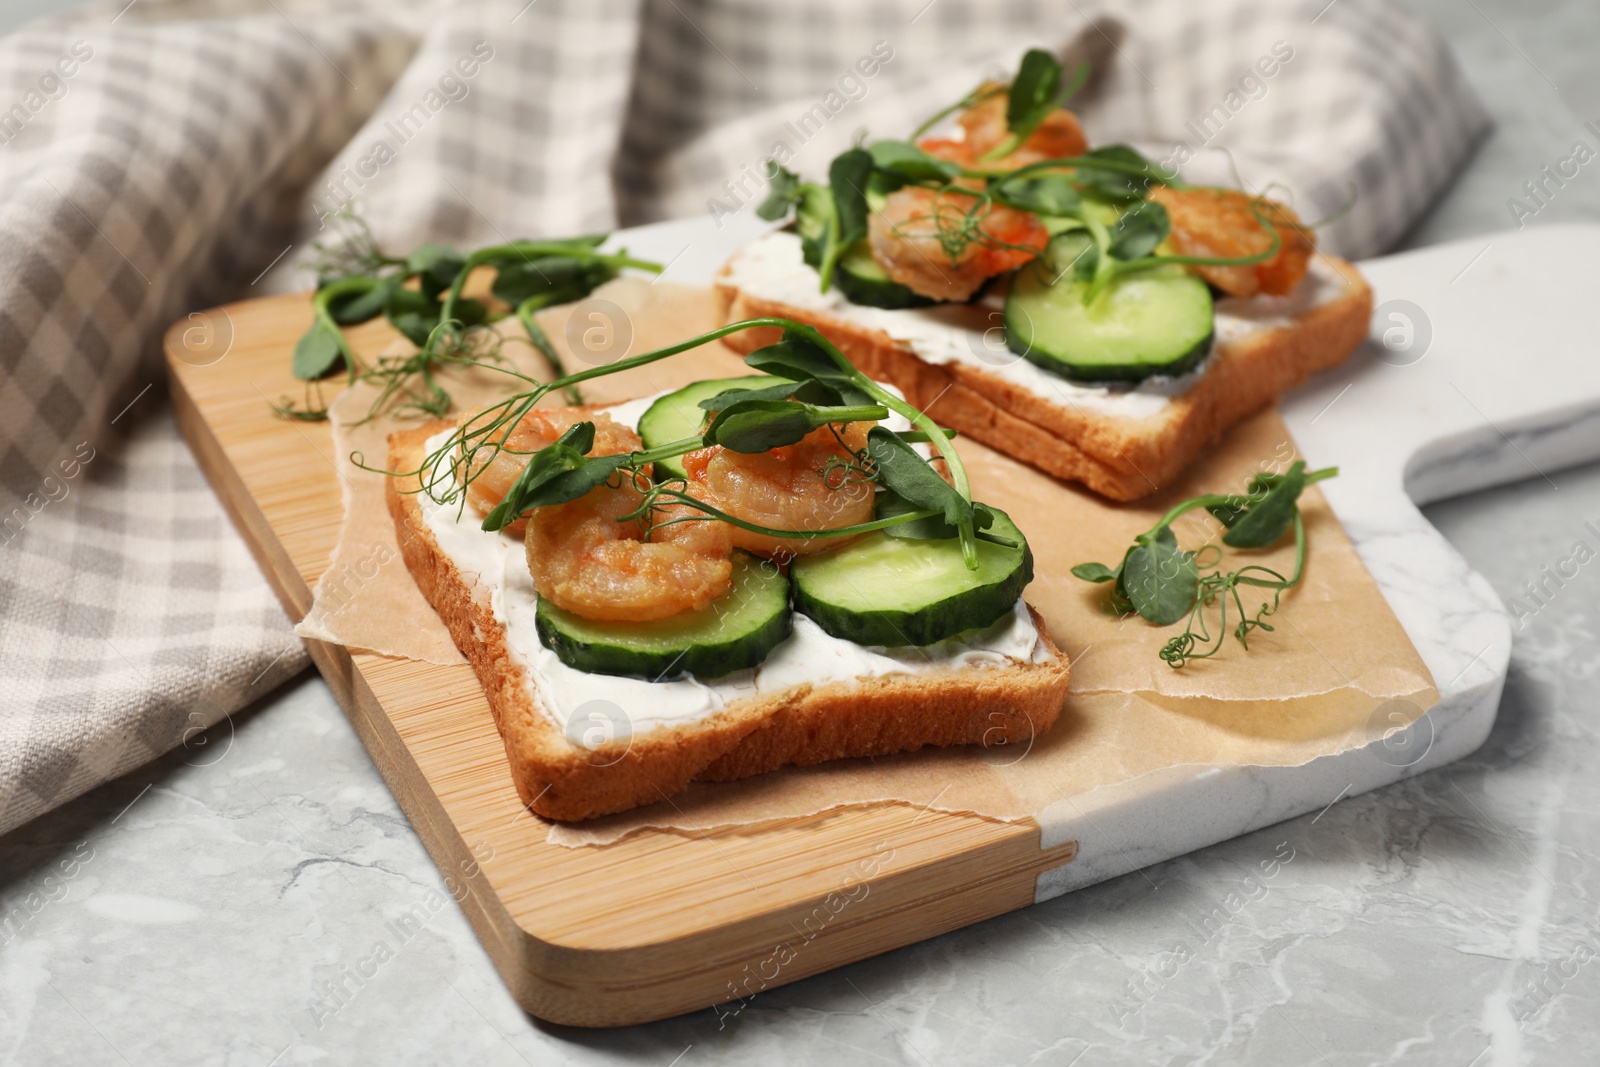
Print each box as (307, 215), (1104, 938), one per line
(636, 376), (777, 479)
(791, 509), (1032, 647)
(833, 240), (934, 310)
(535, 552), (790, 679)
(1005, 259), (1214, 383)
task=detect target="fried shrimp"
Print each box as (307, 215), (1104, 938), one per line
(918, 82), (1088, 169)
(868, 185), (1048, 302)
(682, 422), (876, 562)
(958, 82), (1088, 167)
(462, 406), (642, 537)
(526, 480), (733, 622)
(1149, 186), (1315, 298)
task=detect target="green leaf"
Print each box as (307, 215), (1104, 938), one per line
(292, 323), (344, 380)
(702, 400), (816, 453)
(1120, 531), (1198, 625)
(1106, 552), (1137, 614)
(481, 422), (624, 531)
(405, 243), (458, 274)
(757, 165), (803, 221)
(1223, 462), (1308, 548)
(742, 335), (872, 404)
(695, 379), (836, 411)
(818, 150), (874, 289)
(512, 453), (631, 513)
(876, 489), (956, 540)
(1246, 470), (1293, 493)
(421, 259), (465, 300)
(704, 399), (887, 454)
(866, 426), (972, 534)
(396, 304), (485, 346)
(1074, 144), (1162, 202)
(742, 335), (833, 380)
(491, 255), (615, 307)
(385, 286), (433, 315)
(865, 168), (911, 201)
(388, 314), (434, 347)
(404, 244), (466, 300)
(991, 174), (1081, 216)
(877, 491), (1002, 542)
(530, 419), (599, 468)
(1006, 49), (1064, 136)
(1108, 199), (1170, 261)
(866, 140), (959, 181)
(384, 286), (439, 346)
(1204, 494), (1254, 528)
(829, 149), (875, 247)
(1070, 561), (1118, 583)
(383, 285), (487, 347)
(794, 184), (833, 269)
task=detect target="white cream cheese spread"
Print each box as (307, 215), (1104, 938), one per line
(719, 231), (1349, 421)
(416, 393), (1051, 747)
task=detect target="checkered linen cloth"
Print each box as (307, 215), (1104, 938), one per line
(0, 0), (1487, 835)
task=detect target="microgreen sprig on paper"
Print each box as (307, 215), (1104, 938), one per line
(1072, 462), (1338, 667)
(275, 212), (662, 420)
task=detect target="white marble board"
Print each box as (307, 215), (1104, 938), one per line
(616, 216), (1600, 902)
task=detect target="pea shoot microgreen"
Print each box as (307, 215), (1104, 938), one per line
(981, 48), (1089, 162)
(276, 211), (662, 421)
(367, 318), (994, 570)
(815, 149), (874, 293)
(1072, 462), (1339, 667)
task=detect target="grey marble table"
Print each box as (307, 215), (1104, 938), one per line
(5, 1), (1600, 1064)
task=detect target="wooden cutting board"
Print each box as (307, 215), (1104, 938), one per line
(165, 218), (1600, 1027)
(164, 288), (1080, 1028)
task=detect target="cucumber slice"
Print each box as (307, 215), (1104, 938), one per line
(791, 509), (1032, 647)
(1005, 260), (1214, 383)
(636, 376), (777, 480)
(833, 240), (935, 310)
(535, 552), (791, 679)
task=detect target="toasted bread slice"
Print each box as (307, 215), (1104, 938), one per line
(387, 419), (1072, 822)
(716, 244), (1372, 501)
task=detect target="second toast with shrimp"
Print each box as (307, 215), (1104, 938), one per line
(716, 48), (1374, 501)
(717, 248), (1372, 501)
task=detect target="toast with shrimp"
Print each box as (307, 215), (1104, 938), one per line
(387, 368), (1072, 822)
(719, 49), (1373, 502)
(717, 245), (1371, 501)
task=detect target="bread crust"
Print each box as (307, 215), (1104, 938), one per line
(716, 256), (1373, 500)
(386, 421), (1071, 822)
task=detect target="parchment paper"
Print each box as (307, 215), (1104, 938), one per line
(291, 279), (1438, 846)
(546, 408), (1439, 846)
(293, 278), (750, 661)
